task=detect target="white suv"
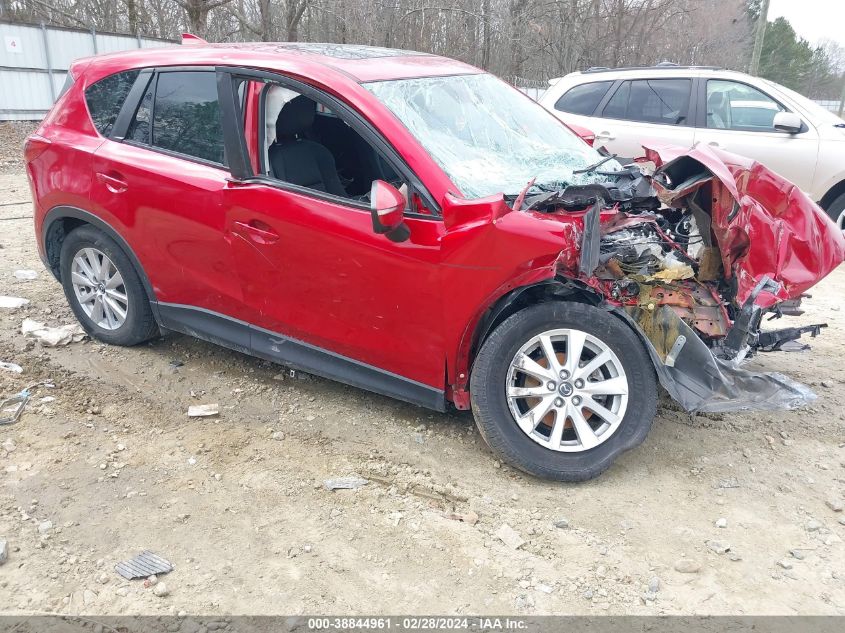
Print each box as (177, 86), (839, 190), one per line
(540, 65), (845, 228)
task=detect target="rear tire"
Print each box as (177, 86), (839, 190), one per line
(825, 192), (845, 231)
(60, 225), (159, 346)
(470, 301), (657, 481)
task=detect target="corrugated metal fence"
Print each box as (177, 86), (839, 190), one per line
(1, 21), (175, 121)
(813, 99), (844, 115)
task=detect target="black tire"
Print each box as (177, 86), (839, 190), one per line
(59, 225), (159, 346)
(825, 192), (845, 230)
(470, 301), (657, 481)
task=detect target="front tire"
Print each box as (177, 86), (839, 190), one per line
(470, 301), (657, 481)
(60, 225), (159, 346)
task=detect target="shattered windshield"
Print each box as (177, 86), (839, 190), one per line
(366, 73), (622, 199)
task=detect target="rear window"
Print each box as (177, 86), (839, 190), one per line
(84, 70), (140, 136)
(554, 81), (613, 115)
(149, 71), (225, 165)
(601, 78), (691, 125)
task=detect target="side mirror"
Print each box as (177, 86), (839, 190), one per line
(370, 180), (410, 243)
(773, 111), (802, 134)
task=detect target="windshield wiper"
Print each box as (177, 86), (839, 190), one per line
(573, 154), (617, 175)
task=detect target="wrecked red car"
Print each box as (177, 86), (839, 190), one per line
(26, 42), (845, 481)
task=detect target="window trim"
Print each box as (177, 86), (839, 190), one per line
(697, 77), (808, 134)
(598, 77), (696, 127)
(217, 66), (441, 218)
(111, 69), (153, 141)
(553, 80), (614, 116)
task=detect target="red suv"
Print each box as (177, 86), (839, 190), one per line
(26, 41), (845, 481)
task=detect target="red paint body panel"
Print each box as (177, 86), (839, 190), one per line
(89, 142), (248, 319)
(224, 182), (446, 386)
(73, 44), (480, 85)
(243, 81), (263, 174)
(647, 144), (845, 308)
(326, 54), (481, 82)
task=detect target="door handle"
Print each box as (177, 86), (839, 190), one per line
(707, 141), (721, 147)
(595, 131), (615, 141)
(96, 172), (128, 193)
(233, 220), (280, 245)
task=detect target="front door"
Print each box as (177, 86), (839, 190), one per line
(693, 78), (819, 192)
(220, 73), (446, 401)
(225, 184), (444, 390)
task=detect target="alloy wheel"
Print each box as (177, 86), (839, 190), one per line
(505, 328), (629, 452)
(70, 247), (129, 330)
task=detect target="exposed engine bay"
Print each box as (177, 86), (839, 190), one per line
(506, 144), (845, 413)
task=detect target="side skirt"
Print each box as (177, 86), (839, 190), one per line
(156, 302), (447, 412)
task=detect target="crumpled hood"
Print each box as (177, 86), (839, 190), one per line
(645, 143), (845, 308)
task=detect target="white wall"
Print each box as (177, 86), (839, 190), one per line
(0, 21), (174, 121)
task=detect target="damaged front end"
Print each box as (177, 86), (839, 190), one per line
(518, 144), (845, 413)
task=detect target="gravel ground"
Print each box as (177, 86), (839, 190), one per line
(0, 122), (38, 175)
(0, 164), (843, 616)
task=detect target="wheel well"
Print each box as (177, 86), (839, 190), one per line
(470, 279), (601, 363)
(43, 216), (87, 279)
(819, 179), (845, 210)
(41, 210), (157, 307)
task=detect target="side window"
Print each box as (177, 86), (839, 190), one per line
(602, 79), (691, 125)
(706, 79), (786, 131)
(84, 69), (140, 136)
(151, 71), (225, 164)
(244, 78), (407, 205)
(554, 81), (613, 115)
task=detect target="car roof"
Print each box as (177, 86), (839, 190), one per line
(550, 66), (759, 85)
(75, 41), (483, 84)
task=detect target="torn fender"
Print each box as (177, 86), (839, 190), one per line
(645, 143), (845, 308)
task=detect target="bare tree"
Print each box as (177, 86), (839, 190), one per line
(175, 0), (233, 37)
(1, 0), (756, 84)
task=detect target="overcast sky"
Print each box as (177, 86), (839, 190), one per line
(768, 0), (845, 46)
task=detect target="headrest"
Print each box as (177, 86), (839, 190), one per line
(276, 95), (316, 140)
(707, 91), (726, 107)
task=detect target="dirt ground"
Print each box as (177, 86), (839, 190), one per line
(0, 156), (843, 616)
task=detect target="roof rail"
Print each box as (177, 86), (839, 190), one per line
(582, 64), (723, 74)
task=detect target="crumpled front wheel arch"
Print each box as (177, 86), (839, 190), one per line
(468, 279), (602, 370)
(451, 278), (610, 408)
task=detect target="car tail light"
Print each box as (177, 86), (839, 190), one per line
(23, 134), (51, 163)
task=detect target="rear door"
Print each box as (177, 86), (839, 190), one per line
(692, 78), (819, 192)
(90, 68), (249, 336)
(587, 77), (697, 160)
